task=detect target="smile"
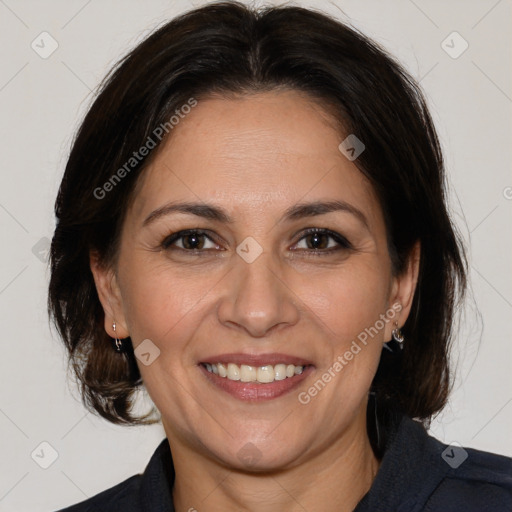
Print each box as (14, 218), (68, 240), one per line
(199, 354), (315, 401)
(202, 362), (305, 383)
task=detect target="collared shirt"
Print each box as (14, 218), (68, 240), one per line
(56, 415), (512, 511)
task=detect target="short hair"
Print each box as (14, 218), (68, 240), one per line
(48, 1), (467, 450)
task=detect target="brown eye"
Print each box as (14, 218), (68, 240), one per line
(161, 230), (219, 252)
(180, 233), (206, 250)
(293, 228), (352, 254)
(304, 232), (331, 250)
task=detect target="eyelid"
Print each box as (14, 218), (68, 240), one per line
(160, 227), (352, 254)
(161, 229), (220, 250)
(291, 227), (353, 251)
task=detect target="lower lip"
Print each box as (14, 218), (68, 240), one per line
(199, 365), (314, 401)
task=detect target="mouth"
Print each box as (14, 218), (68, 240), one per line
(201, 361), (308, 383)
(199, 353), (314, 401)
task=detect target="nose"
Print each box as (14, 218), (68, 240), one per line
(216, 250), (300, 338)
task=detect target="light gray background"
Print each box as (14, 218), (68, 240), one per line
(0, 1), (511, 511)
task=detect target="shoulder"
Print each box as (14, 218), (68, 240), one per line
(357, 414), (512, 512)
(55, 438), (174, 512)
(401, 416), (512, 511)
(55, 475), (142, 512)
(424, 444), (512, 512)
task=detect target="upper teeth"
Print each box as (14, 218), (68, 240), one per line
(204, 362), (304, 383)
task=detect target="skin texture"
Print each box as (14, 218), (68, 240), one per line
(91, 90), (420, 512)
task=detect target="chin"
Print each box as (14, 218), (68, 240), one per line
(206, 436), (306, 473)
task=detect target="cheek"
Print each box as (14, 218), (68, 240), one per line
(301, 261), (391, 344)
(297, 261), (391, 406)
(118, 253), (212, 342)
(118, 263), (209, 398)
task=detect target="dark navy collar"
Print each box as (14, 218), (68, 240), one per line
(137, 416), (423, 512)
(137, 415), (512, 512)
(139, 437), (175, 512)
(354, 415), (448, 512)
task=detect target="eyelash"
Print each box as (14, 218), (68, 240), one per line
(160, 228), (353, 256)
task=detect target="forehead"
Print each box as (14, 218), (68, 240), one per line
(129, 90), (381, 228)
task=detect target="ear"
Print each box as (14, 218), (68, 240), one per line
(386, 240), (421, 338)
(89, 250), (130, 339)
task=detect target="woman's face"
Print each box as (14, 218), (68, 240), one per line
(93, 90), (418, 471)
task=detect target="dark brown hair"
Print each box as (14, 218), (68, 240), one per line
(48, 1), (467, 451)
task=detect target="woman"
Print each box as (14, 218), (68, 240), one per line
(49, 2), (512, 511)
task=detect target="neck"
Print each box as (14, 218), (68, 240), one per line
(169, 410), (380, 512)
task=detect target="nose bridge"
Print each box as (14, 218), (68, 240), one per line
(239, 248), (279, 302)
(217, 244), (299, 337)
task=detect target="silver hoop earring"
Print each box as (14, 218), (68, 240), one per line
(112, 321), (124, 353)
(391, 321), (404, 350)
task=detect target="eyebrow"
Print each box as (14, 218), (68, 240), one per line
(142, 199), (370, 230)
